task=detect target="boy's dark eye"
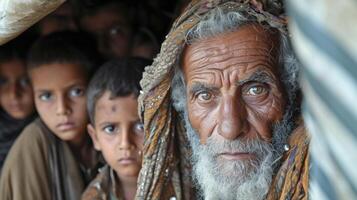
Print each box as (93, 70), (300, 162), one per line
(0, 76), (7, 86)
(39, 92), (53, 101)
(103, 125), (116, 135)
(69, 87), (84, 97)
(19, 77), (30, 88)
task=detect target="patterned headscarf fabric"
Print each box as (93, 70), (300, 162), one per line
(137, 1), (290, 199)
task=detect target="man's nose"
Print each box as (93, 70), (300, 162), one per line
(56, 95), (71, 116)
(217, 96), (247, 140)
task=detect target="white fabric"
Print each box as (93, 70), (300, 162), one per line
(0, 0), (65, 45)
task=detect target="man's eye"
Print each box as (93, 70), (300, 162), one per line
(246, 85), (267, 96)
(69, 87), (84, 97)
(39, 92), (53, 101)
(103, 125), (116, 134)
(197, 91), (213, 102)
(134, 122), (144, 135)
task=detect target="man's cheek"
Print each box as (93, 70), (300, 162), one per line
(246, 111), (273, 141)
(188, 104), (214, 144)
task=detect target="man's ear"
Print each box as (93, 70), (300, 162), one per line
(87, 124), (101, 151)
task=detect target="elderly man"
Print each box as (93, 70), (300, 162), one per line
(138, 0), (309, 200)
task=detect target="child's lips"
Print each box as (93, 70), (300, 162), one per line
(56, 122), (75, 131)
(118, 157), (136, 165)
(8, 103), (22, 111)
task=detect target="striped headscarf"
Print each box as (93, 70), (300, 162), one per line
(287, 0), (357, 199)
(136, 1), (293, 199)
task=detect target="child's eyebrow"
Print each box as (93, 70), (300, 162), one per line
(98, 121), (118, 127)
(34, 81), (86, 92)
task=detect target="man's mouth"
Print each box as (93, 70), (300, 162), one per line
(56, 122), (75, 131)
(218, 152), (255, 161)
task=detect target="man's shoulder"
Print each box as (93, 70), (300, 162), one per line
(267, 123), (310, 200)
(288, 122), (310, 148)
(81, 165), (111, 200)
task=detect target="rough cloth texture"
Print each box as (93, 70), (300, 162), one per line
(81, 165), (123, 200)
(137, 0), (308, 199)
(0, 0), (65, 45)
(266, 123), (310, 200)
(0, 108), (36, 171)
(287, 0), (357, 199)
(0, 119), (96, 200)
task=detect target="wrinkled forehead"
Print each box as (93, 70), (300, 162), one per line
(181, 24), (281, 81)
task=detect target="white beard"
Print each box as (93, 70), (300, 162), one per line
(185, 119), (275, 200)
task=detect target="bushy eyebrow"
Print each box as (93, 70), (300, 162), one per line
(188, 70), (275, 95)
(238, 70), (275, 85)
(189, 82), (218, 95)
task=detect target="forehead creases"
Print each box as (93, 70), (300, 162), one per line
(186, 44), (277, 72)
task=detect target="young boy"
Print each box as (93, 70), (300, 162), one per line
(82, 58), (150, 200)
(0, 37), (36, 171)
(0, 31), (101, 200)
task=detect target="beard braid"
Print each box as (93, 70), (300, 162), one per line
(183, 112), (291, 200)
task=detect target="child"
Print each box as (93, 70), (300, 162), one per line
(131, 27), (160, 59)
(82, 58), (150, 200)
(0, 37), (36, 171)
(0, 31), (101, 200)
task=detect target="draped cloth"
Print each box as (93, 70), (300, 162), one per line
(287, 0), (357, 199)
(0, 119), (98, 200)
(0, 0), (65, 45)
(82, 165), (124, 200)
(137, 0), (308, 199)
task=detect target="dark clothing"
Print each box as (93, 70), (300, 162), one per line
(0, 108), (35, 171)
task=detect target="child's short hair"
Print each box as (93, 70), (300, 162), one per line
(27, 31), (100, 74)
(87, 58), (151, 124)
(0, 33), (35, 63)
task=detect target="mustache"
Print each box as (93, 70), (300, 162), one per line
(202, 136), (274, 157)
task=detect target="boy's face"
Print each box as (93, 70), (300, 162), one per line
(29, 63), (88, 144)
(0, 60), (35, 119)
(80, 7), (131, 59)
(88, 92), (144, 179)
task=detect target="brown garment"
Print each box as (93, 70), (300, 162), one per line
(82, 165), (122, 200)
(0, 119), (90, 200)
(81, 165), (176, 200)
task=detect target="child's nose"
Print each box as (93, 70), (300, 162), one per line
(118, 127), (133, 150)
(56, 95), (71, 116)
(7, 82), (21, 100)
